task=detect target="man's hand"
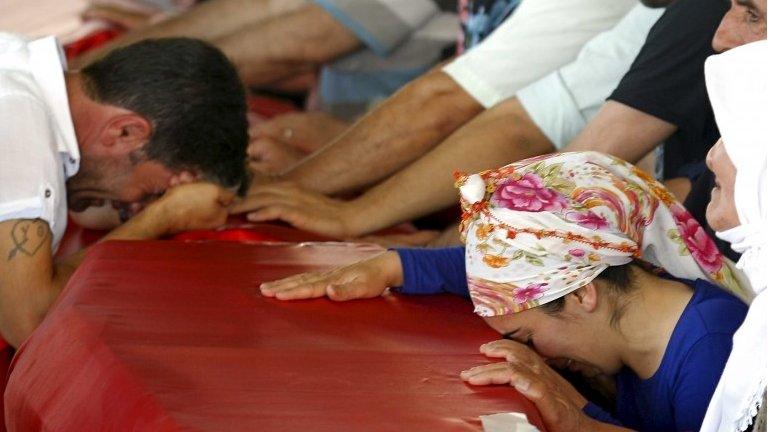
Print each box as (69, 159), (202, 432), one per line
(247, 136), (306, 175)
(146, 182), (235, 235)
(249, 112), (349, 154)
(247, 112), (349, 175)
(260, 251), (403, 301)
(229, 183), (358, 239)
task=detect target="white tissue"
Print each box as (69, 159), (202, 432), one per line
(480, 412), (540, 432)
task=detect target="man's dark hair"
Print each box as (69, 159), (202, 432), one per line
(81, 38), (249, 193)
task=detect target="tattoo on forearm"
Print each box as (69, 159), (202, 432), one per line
(7, 220), (48, 261)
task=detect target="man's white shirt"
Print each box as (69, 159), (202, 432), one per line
(0, 33), (80, 251)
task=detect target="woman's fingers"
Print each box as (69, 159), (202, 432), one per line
(260, 258), (389, 302)
(261, 277), (370, 302)
(480, 339), (524, 357)
(461, 362), (522, 386)
(260, 272), (331, 298)
(480, 339), (540, 364)
(327, 278), (380, 301)
(273, 281), (333, 300)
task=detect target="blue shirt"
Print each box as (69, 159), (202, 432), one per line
(396, 246), (469, 298)
(395, 247), (748, 431)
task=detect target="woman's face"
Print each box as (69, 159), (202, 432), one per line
(482, 301), (622, 378)
(706, 139), (740, 231)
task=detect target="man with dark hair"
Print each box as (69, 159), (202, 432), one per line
(78, 38), (249, 199)
(0, 34), (249, 347)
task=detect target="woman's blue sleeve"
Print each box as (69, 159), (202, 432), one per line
(394, 247), (469, 298)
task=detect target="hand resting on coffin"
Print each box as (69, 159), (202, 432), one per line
(230, 182), (359, 239)
(462, 339), (630, 432)
(260, 251), (403, 301)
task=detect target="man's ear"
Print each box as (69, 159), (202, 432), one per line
(168, 171), (201, 187)
(102, 114), (152, 155)
(567, 283), (599, 313)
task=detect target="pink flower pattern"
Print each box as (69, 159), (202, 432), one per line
(513, 283), (548, 304)
(565, 211), (610, 230)
(670, 205), (723, 273)
(492, 173), (568, 212)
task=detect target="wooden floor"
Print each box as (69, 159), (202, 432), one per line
(0, 0), (87, 38)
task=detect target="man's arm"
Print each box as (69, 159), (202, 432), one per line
(341, 97), (553, 234)
(564, 100), (676, 163)
(344, 98), (680, 236)
(71, 0), (305, 68)
(0, 219), (66, 348)
(0, 183), (233, 347)
(232, 97), (552, 238)
(280, 69), (484, 195)
(215, 4), (361, 87)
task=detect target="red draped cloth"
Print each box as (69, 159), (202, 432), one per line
(0, 31), (542, 431)
(5, 240), (545, 431)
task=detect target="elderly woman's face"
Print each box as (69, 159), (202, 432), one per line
(706, 139), (740, 231)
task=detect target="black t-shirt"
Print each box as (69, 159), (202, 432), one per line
(609, 0), (728, 180)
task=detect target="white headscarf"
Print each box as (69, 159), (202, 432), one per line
(700, 40), (768, 432)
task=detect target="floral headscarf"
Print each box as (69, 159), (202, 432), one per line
(455, 151), (742, 317)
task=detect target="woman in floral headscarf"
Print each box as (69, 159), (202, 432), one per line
(260, 151), (748, 432)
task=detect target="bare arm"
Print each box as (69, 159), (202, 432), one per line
(564, 101), (676, 163)
(216, 4), (361, 87)
(0, 183), (232, 347)
(231, 97), (552, 239)
(281, 69), (484, 195)
(345, 99), (680, 235)
(0, 219), (71, 347)
(0, 210), (168, 347)
(343, 97), (554, 235)
(71, 0), (305, 68)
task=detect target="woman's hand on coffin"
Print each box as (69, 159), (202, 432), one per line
(260, 251), (403, 301)
(461, 357), (598, 432)
(148, 183), (235, 234)
(230, 183), (358, 238)
(464, 339), (588, 408)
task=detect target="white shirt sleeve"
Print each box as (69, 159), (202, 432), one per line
(0, 92), (62, 231)
(443, 0), (637, 108)
(517, 4), (664, 149)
